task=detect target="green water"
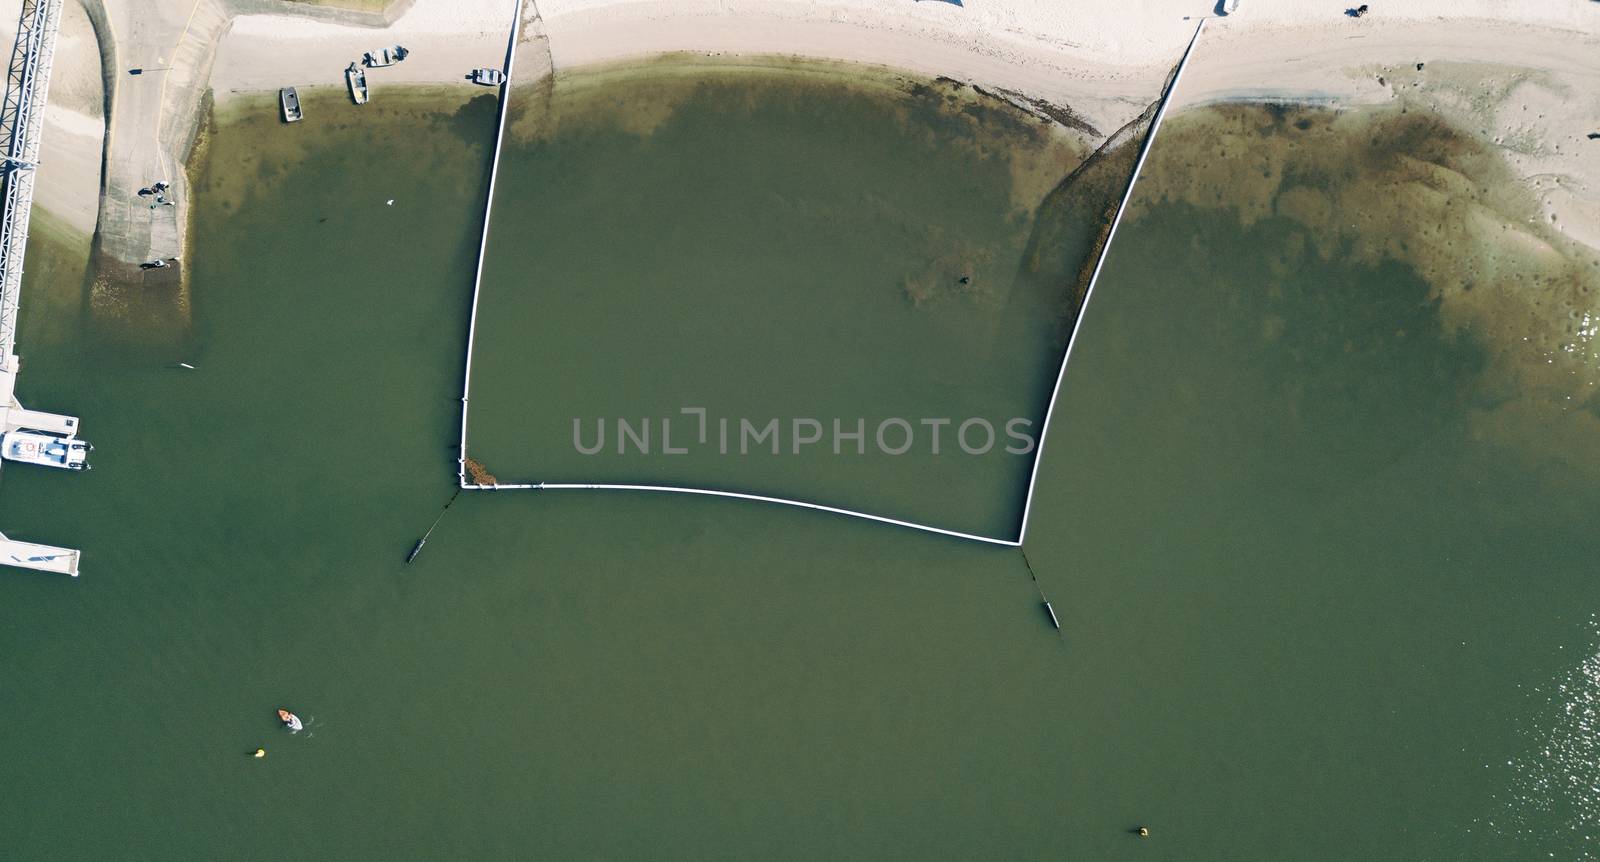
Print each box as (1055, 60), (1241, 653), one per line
(4, 71), (1600, 861)
(468, 63), (1099, 538)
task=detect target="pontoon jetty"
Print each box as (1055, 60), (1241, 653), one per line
(0, 0), (92, 577)
(0, 531), (78, 577)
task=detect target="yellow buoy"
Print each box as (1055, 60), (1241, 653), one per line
(1137, 826), (1150, 838)
(253, 748), (266, 758)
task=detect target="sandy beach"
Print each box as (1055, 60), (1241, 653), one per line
(211, 0), (512, 100)
(17, 0), (1600, 257)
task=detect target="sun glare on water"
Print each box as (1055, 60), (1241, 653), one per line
(1493, 614), (1600, 857)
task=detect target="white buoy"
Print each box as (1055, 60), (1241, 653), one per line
(386, 199), (395, 206)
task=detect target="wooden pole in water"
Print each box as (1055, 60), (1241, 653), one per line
(1021, 550), (1061, 632)
(406, 489), (461, 563)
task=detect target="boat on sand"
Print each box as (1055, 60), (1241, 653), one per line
(280, 87), (302, 123)
(346, 62), (369, 104)
(363, 45), (409, 68)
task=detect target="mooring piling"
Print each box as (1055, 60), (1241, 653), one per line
(406, 489), (462, 564)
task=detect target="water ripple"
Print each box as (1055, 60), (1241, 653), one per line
(1494, 614), (1600, 859)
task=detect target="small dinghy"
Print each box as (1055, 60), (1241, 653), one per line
(469, 68), (505, 87)
(277, 708), (304, 732)
(346, 62), (369, 105)
(280, 87), (302, 123)
(363, 45), (409, 68)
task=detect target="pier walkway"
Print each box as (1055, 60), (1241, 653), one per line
(0, 0), (86, 577)
(1, 0), (62, 358)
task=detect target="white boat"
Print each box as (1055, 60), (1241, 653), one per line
(280, 87), (302, 123)
(1, 430), (90, 470)
(363, 45), (409, 68)
(278, 708), (303, 732)
(469, 68), (505, 87)
(346, 62), (369, 105)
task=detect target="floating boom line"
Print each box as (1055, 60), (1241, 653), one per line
(1015, 18), (1207, 545)
(457, 0), (525, 487)
(454, 19), (1209, 548)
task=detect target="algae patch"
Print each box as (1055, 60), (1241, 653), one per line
(1136, 102), (1600, 475)
(507, 55), (1092, 216)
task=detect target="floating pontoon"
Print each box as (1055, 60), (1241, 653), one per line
(0, 531), (79, 577)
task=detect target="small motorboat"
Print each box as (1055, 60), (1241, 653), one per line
(1, 430), (90, 470)
(363, 45), (409, 68)
(280, 87), (302, 123)
(346, 62), (369, 105)
(277, 709), (304, 732)
(469, 68), (505, 87)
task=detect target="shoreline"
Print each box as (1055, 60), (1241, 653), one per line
(20, 0), (1600, 259)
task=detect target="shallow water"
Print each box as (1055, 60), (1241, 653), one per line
(3, 70), (1599, 861)
(467, 61), (1099, 538)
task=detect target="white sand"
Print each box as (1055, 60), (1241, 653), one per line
(211, 1), (514, 99)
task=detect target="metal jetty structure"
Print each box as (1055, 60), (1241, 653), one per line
(0, 0), (84, 577)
